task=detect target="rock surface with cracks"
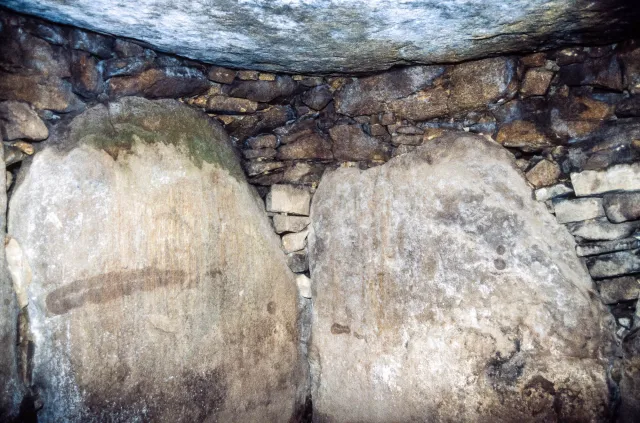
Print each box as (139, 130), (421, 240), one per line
(7, 97), (305, 422)
(308, 133), (616, 422)
(2, 0), (639, 73)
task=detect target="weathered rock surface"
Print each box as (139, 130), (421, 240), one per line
(0, 101), (48, 141)
(5, 0), (637, 73)
(576, 237), (640, 257)
(572, 163), (640, 196)
(620, 330), (640, 422)
(329, 124), (391, 162)
(603, 191), (640, 223)
(7, 97), (303, 422)
(586, 250), (640, 279)
(553, 197), (605, 224)
(597, 276), (640, 304)
(309, 133), (613, 422)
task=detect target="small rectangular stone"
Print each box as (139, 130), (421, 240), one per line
(534, 183), (574, 202)
(553, 197), (604, 224)
(282, 229), (309, 254)
(576, 237), (640, 257)
(586, 249), (640, 279)
(571, 163), (640, 196)
(565, 217), (640, 241)
(273, 215), (310, 234)
(266, 184), (311, 216)
(603, 191), (640, 223)
(597, 276), (640, 304)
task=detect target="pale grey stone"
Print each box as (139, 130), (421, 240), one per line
(553, 197), (605, 224)
(565, 218), (640, 241)
(586, 249), (640, 279)
(309, 133), (612, 421)
(266, 184), (311, 216)
(282, 229), (309, 254)
(571, 163), (640, 196)
(296, 274), (312, 299)
(603, 191), (640, 223)
(576, 237), (640, 257)
(534, 183), (574, 202)
(273, 214), (310, 234)
(6, 0), (634, 73)
(7, 97), (304, 422)
(597, 276), (640, 304)
(0, 101), (49, 141)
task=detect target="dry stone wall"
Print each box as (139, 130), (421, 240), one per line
(2, 7), (640, 422)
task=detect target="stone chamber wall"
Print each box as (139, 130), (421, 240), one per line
(2, 6), (640, 422)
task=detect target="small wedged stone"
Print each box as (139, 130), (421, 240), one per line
(386, 86), (449, 121)
(534, 183), (574, 202)
(391, 134), (423, 146)
(229, 76), (296, 102)
(557, 55), (623, 91)
(301, 85), (332, 111)
(520, 53), (547, 68)
(247, 134), (277, 149)
(207, 66), (236, 84)
(553, 197), (605, 224)
(448, 57), (517, 112)
(496, 120), (552, 152)
(0, 101), (48, 141)
(266, 184), (311, 216)
(525, 159), (560, 188)
(520, 68), (554, 97)
(108, 67), (209, 99)
(282, 229), (309, 254)
(276, 133), (333, 161)
(243, 160), (286, 176)
(102, 55), (154, 78)
(70, 50), (104, 98)
(224, 105), (292, 141)
(576, 238), (640, 257)
(273, 215), (310, 234)
(205, 96), (258, 114)
(286, 251), (308, 273)
(296, 274), (312, 299)
(597, 277), (640, 304)
(242, 148), (276, 160)
(113, 39), (145, 57)
(571, 163), (640, 196)
(603, 192), (640, 223)
(566, 217), (640, 242)
(586, 249), (640, 279)
(282, 162), (326, 185)
(329, 124), (391, 162)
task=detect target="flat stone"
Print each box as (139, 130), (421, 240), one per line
(553, 197), (605, 224)
(566, 217), (640, 241)
(70, 50), (104, 98)
(0, 72), (83, 112)
(282, 229), (309, 253)
(571, 163), (640, 196)
(603, 192), (640, 223)
(8, 1), (636, 73)
(207, 66), (236, 84)
(525, 159), (561, 188)
(266, 184), (311, 216)
(520, 53), (547, 67)
(391, 134), (423, 146)
(576, 237), (640, 257)
(387, 87), (449, 121)
(282, 162), (326, 185)
(334, 66), (445, 116)
(276, 133), (333, 161)
(296, 274), (312, 299)
(224, 105), (292, 141)
(102, 55), (154, 78)
(0, 101), (48, 141)
(229, 76), (296, 102)
(108, 67), (209, 99)
(448, 57), (517, 112)
(586, 249), (640, 279)
(6, 97), (303, 422)
(301, 85), (332, 111)
(597, 276), (640, 304)
(496, 120), (552, 152)
(243, 160), (286, 176)
(286, 251), (308, 273)
(237, 70), (259, 80)
(246, 134), (277, 149)
(534, 183), (574, 202)
(520, 68), (554, 97)
(329, 124), (391, 162)
(273, 215), (310, 234)
(242, 148), (276, 160)
(558, 55), (623, 91)
(205, 96), (258, 114)
(309, 132), (612, 421)
(113, 39), (145, 57)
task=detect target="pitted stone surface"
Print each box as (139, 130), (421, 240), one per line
(308, 133), (613, 422)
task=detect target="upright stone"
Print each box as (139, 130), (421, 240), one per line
(309, 133), (613, 422)
(7, 98), (304, 422)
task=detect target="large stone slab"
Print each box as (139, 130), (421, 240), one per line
(3, 1), (638, 73)
(8, 97), (304, 422)
(309, 133), (614, 422)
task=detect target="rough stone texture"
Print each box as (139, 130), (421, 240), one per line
(553, 197), (605, 224)
(282, 229), (309, 254)
(276, 133), (333, 161)
(572, 163), (640, 196)
(597, 276), (640, 304)
(309, 133), (613, 422)
(0, 72), (83, 112)
(0, 101), (49, 141)
(6, 0), (637, 73)
(525, 159), (561, 188)
(7, 97), (303, 422)
(496, 120), (552, 151)
(229, 76), (296, 102)
(296, 274), (312, 299)
(620, 330), (640, 423)
(586, 249), (640, 279)
(576, 237), (640, 257)
(329, 124), (391, 162)
(603, 191), (640, 223)
(273, 215), (310, 234)
(70, 50), (104, 98)
(566, 218), (640, 242)
(520, 68), (554, 97)
(266, 184), (311, 216)
(0, 146), (24, 422)
(108, 67), (209, 99)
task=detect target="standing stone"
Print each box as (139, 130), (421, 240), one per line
(309, 133), (613, 422)
(0, 146), (24, 422)
(7, 98), (303, 422)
